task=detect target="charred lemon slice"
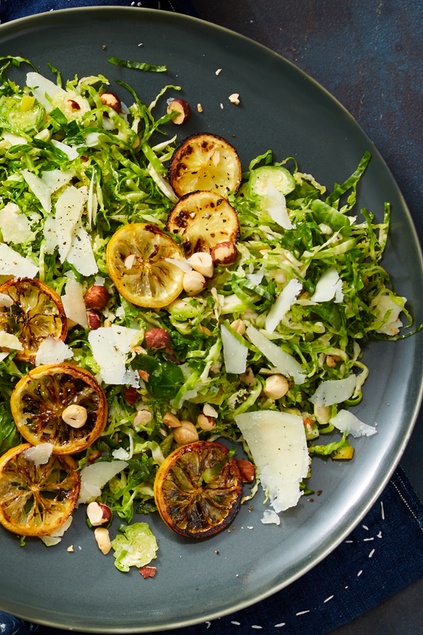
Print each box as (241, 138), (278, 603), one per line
(106, 223), (185, 308)
(10, 363), (107, 455)
(0, 443), (80, 536)
(0, 278), (68, 364)
(154, 441), (242, 539)
(168, 133), (242, 198)
(166, 191), (240, 258)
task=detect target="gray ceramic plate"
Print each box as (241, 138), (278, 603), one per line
(0, 7), (422, 633)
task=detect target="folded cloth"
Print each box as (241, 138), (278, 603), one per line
(1, 466), (423, 635)
(0, 0), (201, 22)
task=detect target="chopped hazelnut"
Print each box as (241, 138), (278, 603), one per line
(167, 98), (191, 124)
(139, 566), (156, 578)
(231, 318), (245, 335)
(229, 93), (240, 105)
(87, 502), (112, 526)
(237, 459), (255, 483)
(163, 412), (181, 428)
(123, 387), (139, 405)
(94, 527), (112, 555)
(197, 413), (216, 431)
(88, 310), (101, 330)
(133, 409), (153, 427)
(100, 92), (121, 113)
(66, 99), (80, 111)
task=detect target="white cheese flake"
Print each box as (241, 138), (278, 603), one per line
(35, 337), (73, 366)
(310, 375), (356, 408)
(265, 184), (292, 230)
(246, 325), (305, 385)
(41, 168), (75, 193)
(311, 267), (344, 303)
(77, 460), (128, 504)
(61, 278), (88, 328)
(88, 324), (142, 385)
(330, 409), (377, 438)
(0, 202), (35, 244)
(26, 71), (65, 112)
(23, 442), (53, 466)
(0, 243), (38, 278)
(22, 169), (52, 214)
(55, 185), (86, 262)
(221, 324), (248, 375)
(265, 278), (302, 334)
(235, 410), (309, 512)
(0, 331), (23, 351)
(66, 225), (98, 276)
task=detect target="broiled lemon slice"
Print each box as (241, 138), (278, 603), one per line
(168, 133), (242, 198)
(106, 223), (185, 308)
(10, 363), (108, 455)
(154, 441), (242, 539)
(0, 443), (80, 536)
(0, 278), (68, 364)
(166, 191), (240, 258)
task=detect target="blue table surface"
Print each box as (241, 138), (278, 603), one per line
(2, 2), (423, 634)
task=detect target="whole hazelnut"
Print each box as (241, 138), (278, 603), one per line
(84, 285), (110, 311)
(211, 241), (238, 266)
(144, 328), (170, 349)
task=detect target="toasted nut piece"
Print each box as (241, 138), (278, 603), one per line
(84, 285), (110, 311)
(133, 345), (147, 355)
(183, 270), (207, 295)
(138, 369), (149, 382)
(197, 103), (203, 113)
(163, 412), (181, 428)
(230, 318), (245, 335)
(188, 252), (214, 278)
(198, 323), (212, 336)
(263, 374), (289, 400)
(236, 459), (255, 483)
(100, 92), (121, 113)
(197, 413), (216, 431)
(123, 387), (139, 405)
(66, 99), (80, 111)
(133, 409), (153, 427)
(211, 241), (238, 266)
(88, 450), (103, 463)
(167, 98), (191, 125)
(203, 404), (218, 418)
(87, 502), (112, 527)
(174, 421), (199, 444)
(228, 93), (240, 105)
(104, 319), (112, 328)
(88, 310), (101, 330)
(239, 367), (257, 387)
(144, 328), (170, 349)
(62, 404), (87, 428)
(314, 403), (331, 425)
(325, 355), (337, 367)
(94, 527), (112, 555)
(124, 254), (136, 269)
(139, 566), (157, 578)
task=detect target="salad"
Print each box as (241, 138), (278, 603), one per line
(0, 55), (411, 569)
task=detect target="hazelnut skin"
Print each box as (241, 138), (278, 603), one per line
(144, 328), (170, 349)
(88, 310), (101, 330)
(84, 285), (110, 311)
(211, 241), (238, 266)
(100, 92), (121, 113)
(167, 98), (191, 125)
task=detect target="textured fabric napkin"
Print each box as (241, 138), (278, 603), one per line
(1, 2), (423, 634)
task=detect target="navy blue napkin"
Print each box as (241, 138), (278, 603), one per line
(1, 466), (423, 635)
